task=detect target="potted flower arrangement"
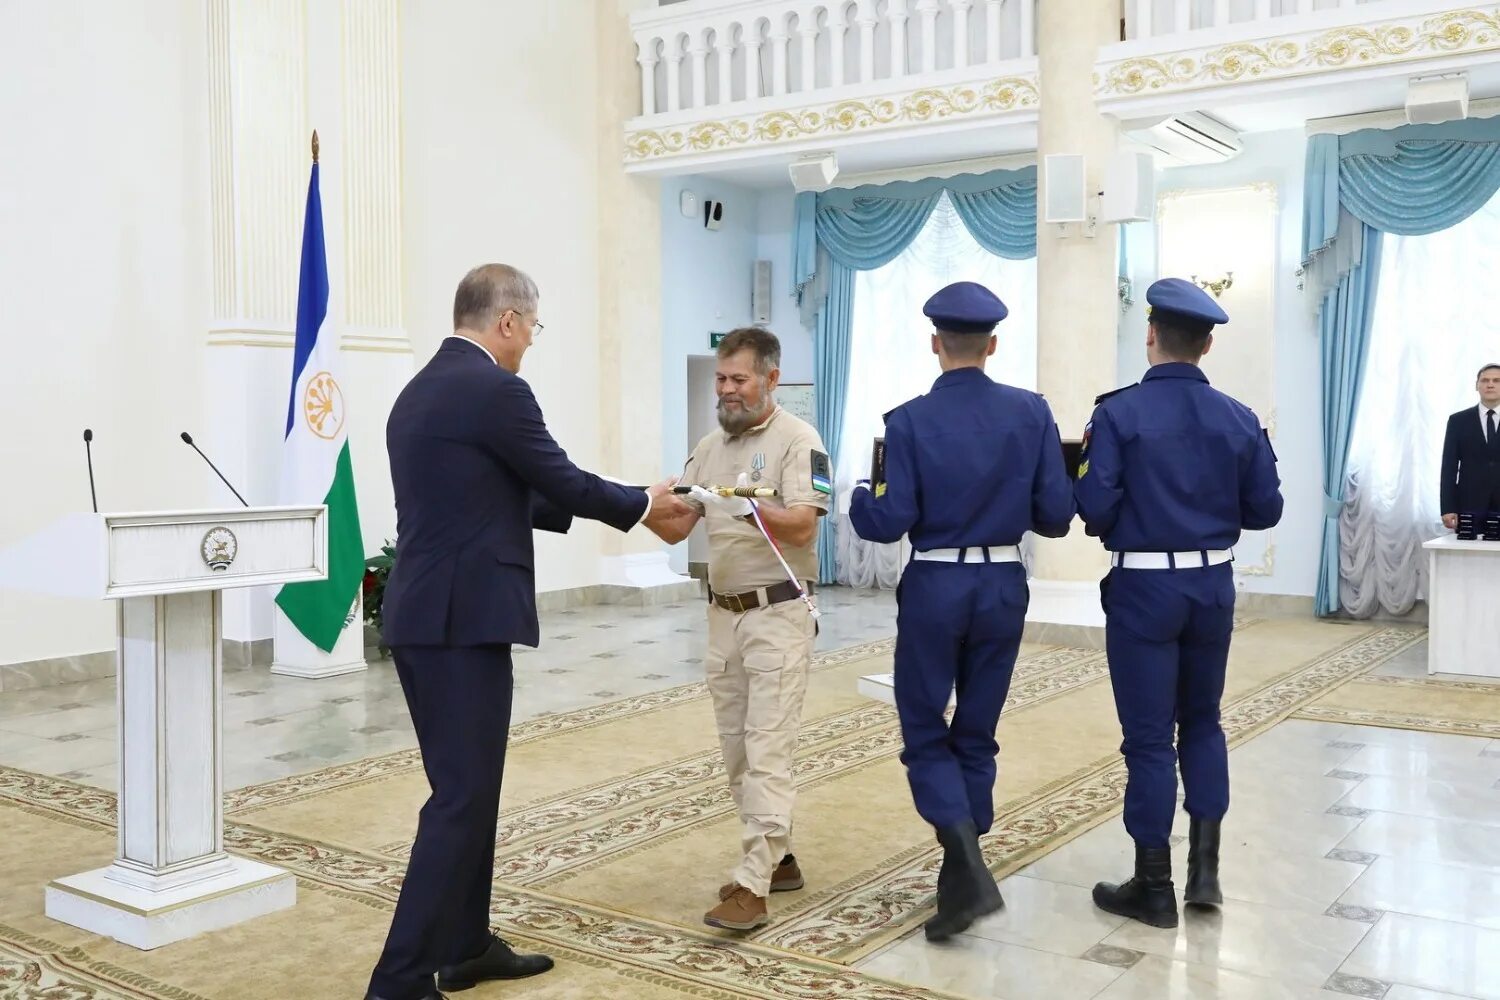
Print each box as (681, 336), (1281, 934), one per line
(363, 540), (396, 656)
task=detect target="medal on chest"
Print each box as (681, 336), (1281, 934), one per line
(750, 452), (765, 483)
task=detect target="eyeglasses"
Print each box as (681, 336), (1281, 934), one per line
(504, 310), (543, 336)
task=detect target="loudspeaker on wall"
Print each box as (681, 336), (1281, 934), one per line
(1043, 154), (1086, 223)
(752, 260), (772, 324)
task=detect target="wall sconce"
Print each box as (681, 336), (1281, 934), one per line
(1192, 271), (1233, 297)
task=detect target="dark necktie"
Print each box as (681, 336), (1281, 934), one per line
(1490, 409), (1497, 445)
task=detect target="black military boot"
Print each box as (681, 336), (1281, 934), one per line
(925, 821), (1004, 942)
(1184, 818), (1223, 906)
(1093, 844), (1178, 928)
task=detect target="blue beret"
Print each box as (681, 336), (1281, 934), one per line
(923, 281), (1007, 334)
(1146, 277), (1228, 327)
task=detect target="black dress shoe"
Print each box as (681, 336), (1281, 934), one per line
(364, 991), (444, 1000)
(438, 934), (554, 992)
(1184, 817), (1223, 906)
(1093, 843), (1178, 928)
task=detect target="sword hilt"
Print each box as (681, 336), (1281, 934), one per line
(674, 485), (779, 498)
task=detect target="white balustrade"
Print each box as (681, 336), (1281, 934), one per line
(1123, 0), (1386, 42)
(630, 0), (1040, 118)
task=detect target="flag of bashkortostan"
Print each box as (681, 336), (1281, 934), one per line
(275, 160), (364, 652)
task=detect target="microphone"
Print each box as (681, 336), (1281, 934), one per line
(82, 429), (99, 513)
(179, 432), (250, 507)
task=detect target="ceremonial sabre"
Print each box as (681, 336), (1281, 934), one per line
(743, 499), (820, 620)
(674, 485), (779, 498)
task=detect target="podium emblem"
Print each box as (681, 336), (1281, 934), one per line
(304, 371), (346, 440)
(201, 527), (238, 572)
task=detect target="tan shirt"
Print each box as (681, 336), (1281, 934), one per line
(681, 406), (830, 593)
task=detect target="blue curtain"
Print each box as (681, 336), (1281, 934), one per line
(1315, 225), (1383, 616)
(793, 167), (1038, 583)
(813, 261), (856, 583)
(1302, 119), (1500, 615)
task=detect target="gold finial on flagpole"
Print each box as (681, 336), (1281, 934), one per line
(311, 130), (320, 164)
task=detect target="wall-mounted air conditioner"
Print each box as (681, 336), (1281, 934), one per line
(1124, 112), (1242, 167)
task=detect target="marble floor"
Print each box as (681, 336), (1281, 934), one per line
(2, 590), (1498, 1000)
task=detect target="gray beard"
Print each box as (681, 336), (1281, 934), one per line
(717, 395), (772, 435)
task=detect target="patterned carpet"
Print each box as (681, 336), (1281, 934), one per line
(0, 622), (1426, 999)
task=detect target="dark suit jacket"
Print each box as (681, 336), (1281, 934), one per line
(1439, 407), (1500, 514)
(382, 337), (648, 648)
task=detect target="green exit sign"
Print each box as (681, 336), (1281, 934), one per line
(710, 332), (727, 348)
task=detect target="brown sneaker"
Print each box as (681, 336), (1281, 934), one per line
(704, 885), (769, 930)
(719, 855), (804, 900)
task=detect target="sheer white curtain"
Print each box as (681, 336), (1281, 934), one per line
(834, 192), (1038, 588)
(1338, 191), (1500, 617)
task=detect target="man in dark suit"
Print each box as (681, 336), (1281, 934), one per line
(1440, 363), (1500, 531)
(365, 263), (690, 1000)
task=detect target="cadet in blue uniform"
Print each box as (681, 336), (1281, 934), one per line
(1075, 278), (1284, 929)
(850, 281), (1075, 941)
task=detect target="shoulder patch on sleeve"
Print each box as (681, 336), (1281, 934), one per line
(810, 450), (832, 495)
(1094, 383), (1138, 405)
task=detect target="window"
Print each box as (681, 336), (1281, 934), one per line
(1339, 190), (1500, 616)
(834, 192), (1038, 587)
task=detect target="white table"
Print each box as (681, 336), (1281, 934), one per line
(1422, 535), (1500, 678)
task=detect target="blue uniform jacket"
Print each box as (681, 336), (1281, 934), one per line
(1074, 362), (1284, 551)
(382, 338), (648, 649)
(849, 367), (1075, 547)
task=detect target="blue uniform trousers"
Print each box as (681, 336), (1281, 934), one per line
(1102, 564), (1235, 849)
(894, 560), (1028, 832)
(369, 644), (514, 1000)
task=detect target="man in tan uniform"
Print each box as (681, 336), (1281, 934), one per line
(651, 327), (830, 931)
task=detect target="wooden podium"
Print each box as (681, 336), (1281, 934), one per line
(1423, 534), (1500, 679)
(0, 506), (327, 949)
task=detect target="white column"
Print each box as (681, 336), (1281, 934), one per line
(205, 0), (409, 678)
(857, 0), (878, 82)
(1212, 0), (1230, 29)
(45, 592), (295, 949)
(595, 0), (694, 595)
(715, 25), (735, 104)
(1029, 0), (1120, 617)
(888, 0), (910, 78)
(917, 0), (940, 72)
(688, 32), (710, 108)
(828, 4), (847, 86)
(637, 35), (659, 115)
(665, 34), (683, 112)
(1174, 0), (1191, 33)
(951, 0), (974, 69)
(770, 18), (791, 95)
(1133, 0), (1154, 40)
(985, 0), (1004, 60)
(1019, 0), (1035, 57)
(744, 20), (764, 99)
(798, 15), (820, 92)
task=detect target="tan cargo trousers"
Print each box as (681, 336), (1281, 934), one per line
(705, 596), (816, 897)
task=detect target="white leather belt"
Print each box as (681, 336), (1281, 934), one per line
(1111, 550), (1232, 570)
(912, 546), (1020, 564)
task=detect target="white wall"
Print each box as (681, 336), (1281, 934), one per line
(1117, 129), (1322, 597)
(401, 0), (611, 594)
(0, 0), (215, 666)
(657, 179), (816, 573)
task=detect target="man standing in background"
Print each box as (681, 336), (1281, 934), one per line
(1439, 363), (1500, 530)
